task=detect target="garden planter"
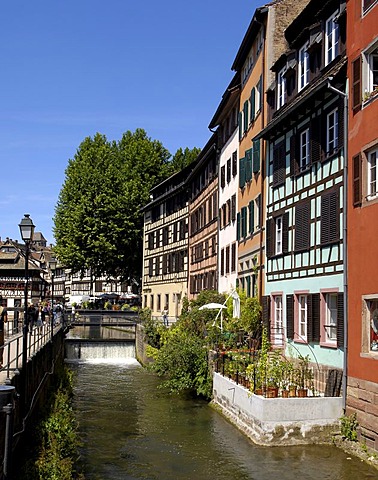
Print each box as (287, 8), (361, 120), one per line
(281, 390), (289, 398)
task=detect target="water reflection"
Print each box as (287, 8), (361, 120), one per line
(71, 361), (377, 480)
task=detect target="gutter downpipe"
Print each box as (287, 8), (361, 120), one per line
(327, 78), (348, 413)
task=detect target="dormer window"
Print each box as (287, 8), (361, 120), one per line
(277, 67), (286, 108)
(325, 12), (339, 66)
(298, 43), (310, 91)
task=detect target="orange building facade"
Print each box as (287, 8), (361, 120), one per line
(346, 0), (378, 450)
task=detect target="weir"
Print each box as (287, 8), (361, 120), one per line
(65, 339), (136, 361)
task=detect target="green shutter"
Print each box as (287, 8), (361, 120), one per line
(249, 200), (254, 234)
(239, 157), (246, 189)
(237, 213), (241, 240)
(238, 112), (243, 140)
(243, 101), (249, 132)
(250, 87), (256, 123)
(253, 140), (260, 173)
(245, 148), (252, 182)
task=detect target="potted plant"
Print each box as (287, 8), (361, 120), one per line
(295, 354), (314, 397)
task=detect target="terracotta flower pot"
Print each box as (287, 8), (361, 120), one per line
(297, 388), (308, 397)
(281, 390), (289, 398)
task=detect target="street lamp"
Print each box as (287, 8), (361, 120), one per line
(48, 257), (57, 342)
(18, 214), (35, 407)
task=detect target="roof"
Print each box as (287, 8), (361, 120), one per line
(254, 57), (347, 141)
(231, 6), (268, 72)
(208, 72), (240, 129)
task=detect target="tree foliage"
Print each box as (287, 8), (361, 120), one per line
(53, 129), (172, 279)
(169, 146), (201, 173)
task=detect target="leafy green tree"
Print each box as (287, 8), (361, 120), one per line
(169, 146), (201, 173)
(53, 129), (171, 280)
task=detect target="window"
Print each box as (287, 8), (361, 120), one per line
(226, 158), (231, 183)
(367, 47), (378, 93)
(326, 108), (338, 155)
(298, 43), (309, 91)
(272, 140), (286, 187)
(232, 151), (238, 176)
(266, 213), (289, 258)
(298, 295), (308, 340)
(325, 12), (339, 66)
(231, 194), (236, 221)
(220, 165), (225, 188)
(157, 294), (161, 312)
(272, 295), (284, 346)
(255, 195), (261, 230)
(150, 295), (154, 311)
(225, 245), (230, 274)
(275, 216), (283, 255)
(231, 243), (236, 272)
(277, 68), (286, 108)
(324, 293), (338, 343)
(299, 128), (310, 170)
(363, 0), (378, 14)
(367, 148), (378, 199)
(362, 297), (378, 353)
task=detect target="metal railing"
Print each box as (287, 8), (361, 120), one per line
(0, 313), (68, 384)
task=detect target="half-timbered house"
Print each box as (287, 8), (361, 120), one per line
(256, 0), (347, 384)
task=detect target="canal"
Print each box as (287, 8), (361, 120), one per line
(69, 356), (378, 480)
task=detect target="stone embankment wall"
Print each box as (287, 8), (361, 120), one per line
(212, 372), (343, 446)
(347, 376), (378, 451)
(135, 324), (153, 366)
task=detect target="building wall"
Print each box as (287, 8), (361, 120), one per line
(218, 127), (239, 294)
(346, 0), (378, 450)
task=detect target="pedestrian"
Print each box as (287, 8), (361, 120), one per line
(0, 297), (8, 368)
(162, 306), (168, 327)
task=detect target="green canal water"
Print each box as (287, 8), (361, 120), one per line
(70, 359), (377, 480)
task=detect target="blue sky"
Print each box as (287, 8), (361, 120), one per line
(0, 0), (259, 245)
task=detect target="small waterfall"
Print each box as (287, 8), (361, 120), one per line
(65, 341), (136, 363)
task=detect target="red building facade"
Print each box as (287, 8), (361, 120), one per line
(347, 0), (378, 450)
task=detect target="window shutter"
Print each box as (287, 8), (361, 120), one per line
(307, 294), (313, 342)
(321, 189), (340, 245)
(312, 293), (320, 342)
(308, 293), (320, 342)
(266, 218), (274, 258)
(262, 296), (271, 340)
(250, 87), (256, 123)
(245, 149), (253, 182)
(238, 112), (243, 140)
(237, 213), (241, 241)
(286, 294), (294, 340)
(241, 207), (247, 238)
(221, 165), (226, 188)
(249, 200), (254, 234)
(290, 133), (299, 176)
(221, 249), (225, 276)
(231, 194), (236, 221)
(295, 201), (310, 251)
(253, 140), (260, 173)
(352, 153), (362, 206)
(239, 157), (246, 188)
(310, 116), (321, 163)
(232, 151), (238, 176)
(351, 56), (362, 111)
(282, 212), (289, 254)
(337, 292), (344, 348)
